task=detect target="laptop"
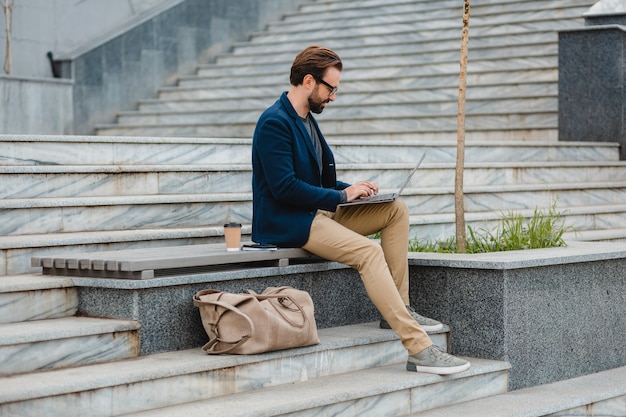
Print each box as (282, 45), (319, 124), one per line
(337, 152), (427, 207)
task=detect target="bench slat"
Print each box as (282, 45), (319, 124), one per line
(32, 243), (316, 280)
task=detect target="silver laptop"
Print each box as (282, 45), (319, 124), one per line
(337, 152), (427, 207)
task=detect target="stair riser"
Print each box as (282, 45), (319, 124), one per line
(0, 200), (252, 236)
(0, 139), (618, 167)
(0, 336), (447, 417)
(2, 187), (625, 237)
(236, 17), (584, 51)
(230, 28), (557, 57)
(410, 209), (626, 242)
(0, 331), (139, 376)
(158, 69), (558, 101)
(0, 142), (252, 166)
(183, 56), (558, 89)
(145, 370), (510, 417)
(0, 287), (78, 324)
(140, 84), (558, 112)
(117, 98), (557, 125)
(97, 124), (559, 142)
(0, 170), (252, 199)
(3, 206), (622, 275)
(4, 165), (626, 199)
(197, 43), (558, 78)
(284, 0), (590, 27)
(265, 371), (509, 417)
(98, 113), (557, 138)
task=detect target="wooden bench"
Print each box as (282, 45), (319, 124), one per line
(31, 243), (319, 279)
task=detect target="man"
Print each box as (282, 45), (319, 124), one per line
(251, 45), (470, 375)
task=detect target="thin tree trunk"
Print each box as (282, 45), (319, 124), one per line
(455, 0), (471, 253)
(2, 0), (13, 74)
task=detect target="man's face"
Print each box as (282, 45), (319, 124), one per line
(308, 67), (340, 114)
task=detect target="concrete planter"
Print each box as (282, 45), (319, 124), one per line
(408, 241), (626, 390)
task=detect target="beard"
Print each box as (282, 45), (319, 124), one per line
(308, 87), (329, 114)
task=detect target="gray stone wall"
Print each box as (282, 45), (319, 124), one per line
(559, 0), (626, 159)
(409, 244), (626, 391)
(58, 0), (310, 134)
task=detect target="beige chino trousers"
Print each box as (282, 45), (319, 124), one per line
(302, 199), (432, 355)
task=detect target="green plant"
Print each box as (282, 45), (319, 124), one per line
(409, 199), (573, 253)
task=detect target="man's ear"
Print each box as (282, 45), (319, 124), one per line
(303, 74), (316, 91)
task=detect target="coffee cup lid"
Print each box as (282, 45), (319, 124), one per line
(224, 222), (242, 227)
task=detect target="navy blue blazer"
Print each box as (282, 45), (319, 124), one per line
(251, 92), (350, 247)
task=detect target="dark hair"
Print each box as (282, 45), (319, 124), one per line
(289, 45), (343, 86)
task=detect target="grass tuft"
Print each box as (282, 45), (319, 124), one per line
(409, 199), (573, 254)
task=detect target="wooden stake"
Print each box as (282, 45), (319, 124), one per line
(455, 0), (471, 253)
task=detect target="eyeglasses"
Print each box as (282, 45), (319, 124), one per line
(313, 74), (338, 96)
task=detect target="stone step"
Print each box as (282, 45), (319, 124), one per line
(0, 274), (77, 324)
(185, 47), (559, 88)
(270, 1), (593, 38)
(181, 56), (558, 90)
(1, 136), (619, 166)
(199, 34), (557, 76)
(224, 14), (586, 58)
(154, 68), (558, 101)
(0, 316), (140, 376)
(564, 227), (626, 243)
(115, 97), (557, 126)
(409, 365), (626, 417)
(121, 358), (509, 417)
(0, 164), (251, 198)
(96, 114), (556, 140)
(2, 181), (625, 237)
(3, 161), (626, 199)
(0, 135), (253, 166)
(0, 193), (251, 236)
(138, 82), (559, 112)
(0, 322), (494, 417)
(2, 202), (625, 276)
(2, 202), (624, 276)
(410, 203), (626, 242)
(286, 0), (591, 25)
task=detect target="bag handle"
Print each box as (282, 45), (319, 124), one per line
(249, 289), (308, 328)
(194, 297), (256, 355)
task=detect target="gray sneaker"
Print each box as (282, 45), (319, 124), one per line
(407, 345), (471, 375)
(380, 306), (444, 332)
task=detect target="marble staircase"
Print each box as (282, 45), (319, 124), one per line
(2, 133), (626, 276)
(96, 0), (593, 141)
(0, 273), (510, 416)
(0, 275), (140, 378)
(2, 132), (626, 276)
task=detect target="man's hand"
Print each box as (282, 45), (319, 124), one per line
(345, 181), (379, 201)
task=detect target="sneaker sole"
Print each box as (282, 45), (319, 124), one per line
(380, 320), (444, 333)
(406, 361), (471, 375)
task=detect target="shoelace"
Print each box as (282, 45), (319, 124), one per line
(427, 345), (456, 364)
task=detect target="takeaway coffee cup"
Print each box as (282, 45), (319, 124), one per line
(223, 222), (242, 251)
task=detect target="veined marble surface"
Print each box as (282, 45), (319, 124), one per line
(0, 317), (139, 376)
(0, 322), (468, 417)
(0, 286), (77, 324)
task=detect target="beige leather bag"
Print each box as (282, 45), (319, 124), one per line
(193, 286), (320, 354)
